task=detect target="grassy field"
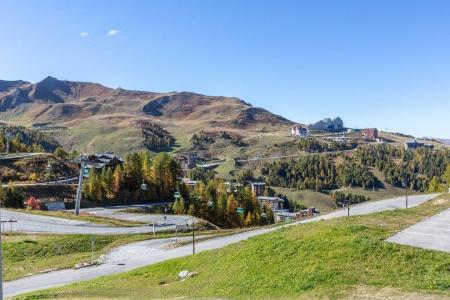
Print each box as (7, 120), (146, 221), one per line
(272, 187), (336, 212)
(3, 227), (257, 282)
(10, 209), (147, 227)
(3, 232), (167, 281)
(17, 194), (450, 299)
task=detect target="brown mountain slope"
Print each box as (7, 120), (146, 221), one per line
(0, 77), (293, 155)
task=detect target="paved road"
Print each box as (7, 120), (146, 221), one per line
(387, 207), (450, 253)
(4, 193), (438, 298)
(0, 152), (49, 160)
(1, 209), (199, 235)
(236, 149), (356, 163)
(2, 177), (78, 187)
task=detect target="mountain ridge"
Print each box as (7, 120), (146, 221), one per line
(0, 76), (294, 154)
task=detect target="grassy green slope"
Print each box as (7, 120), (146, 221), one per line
(18, 194), (450, 300)
(3, 233), (159, 281)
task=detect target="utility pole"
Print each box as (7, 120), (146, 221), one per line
(192, 219), (195, 255)
(5, 131), (11, 154)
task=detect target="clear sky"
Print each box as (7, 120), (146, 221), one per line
(1, 0), (449, 138)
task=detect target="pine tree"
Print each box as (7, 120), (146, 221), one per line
(244, 212), (254, 226)
(173, 197), (185, 214)
(112, 165), (124, 195)
(102, 168), (115, 200)
(226, 194), (236, 214)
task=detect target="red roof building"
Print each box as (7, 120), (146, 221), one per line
(362, 128), (379, 140)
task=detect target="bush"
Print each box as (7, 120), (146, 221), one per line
(1, 188), (25, 208)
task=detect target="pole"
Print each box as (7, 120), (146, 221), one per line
(192, 220), (195, 255)
(75, 161), (84, 215)
(152, 223), (155, 236)
(406, 184), (408, 208)
(175, 227), (178, 243)
(91, 240), (94, 262)
(347, 201), (350, 217)
(280, 202), (283, 223)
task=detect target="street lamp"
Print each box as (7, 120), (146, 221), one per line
(186, 218), (195, 255)
(261, 212), (268, 225)
(344, 199), (350, 217)
(140, 181), (148, 203)
(403, 178), (408, 209)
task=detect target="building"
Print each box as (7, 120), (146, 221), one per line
(404, 140), (434, 150)
(274, 207), (318, 223)
(251, 182), (266, 196)
(83, 152), (123, 169)
(78, 152), (123, 177)
(362, 128), (379, 140)
(182, 178), (198, 186)
(257, 196), (283, 210)
(291, 125), (308, 137)
(177, 153), (197, 170)
(308, 117), (344, 132)
(274, 210), (295, 222)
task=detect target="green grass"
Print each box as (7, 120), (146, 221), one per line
(10, 209), (147, 227)
(3, 227), (255, 282)
(3, 232), (167, 281)
(272, 187), (336, 212)
(16, 194), (450, 299)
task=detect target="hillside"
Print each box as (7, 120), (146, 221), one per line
(17, 194), (450, 300)
(0, 77), (293, 155)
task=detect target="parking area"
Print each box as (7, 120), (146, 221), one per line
(387, 207), (450, 253)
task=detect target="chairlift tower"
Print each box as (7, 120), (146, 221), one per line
(75, 154), (88, 215)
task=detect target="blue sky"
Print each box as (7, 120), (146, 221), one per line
(1, 0), (449, 138)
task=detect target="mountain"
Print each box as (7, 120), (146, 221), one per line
(0, 76), (293, 155)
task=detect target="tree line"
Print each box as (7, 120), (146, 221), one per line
(83, 152), (179, 203)
(355, 145), (450, 192)
(0, 126), (60, 153)
(261, 154), (376, 192)
(82, 152), (274, 228)
(141, 124), (175, 152)
(294, 138), (358, 153)
(331, 191), (370, 207)
(172, 179), (274, 228)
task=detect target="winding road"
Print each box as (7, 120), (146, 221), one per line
(4, 193), (439, 298)
(1, 208), (198, 235)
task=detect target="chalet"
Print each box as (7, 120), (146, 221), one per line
(362, 128), (379, 140)
(404, 140), (434, 150)
(177, 153), (197, 170)
(78, 152), (123, 177)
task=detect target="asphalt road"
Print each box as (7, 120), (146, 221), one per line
(1, 209), (199, 235)
(4, 193), (439, 298)
(0, 152), (49, 160)
(387, 207), (450, 253)
(1, 177), (78, 187)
